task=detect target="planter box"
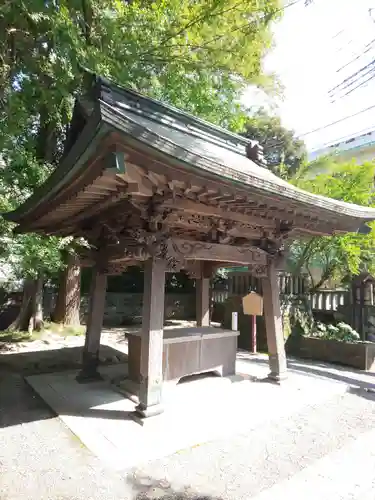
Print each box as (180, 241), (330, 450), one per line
(286, 336), (375, 372)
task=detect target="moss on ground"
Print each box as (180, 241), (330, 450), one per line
(0, 330), (32, 343)
(0, 323), (85, 344)
(43, 322), (85, 337)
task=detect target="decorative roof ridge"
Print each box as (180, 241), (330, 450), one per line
(94, 75), (266, 164)
(99, 100), (375, 222)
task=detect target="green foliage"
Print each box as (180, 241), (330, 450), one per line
(285, 295), (314, 337)
(43, 322), (85, 337)
(1, 0), (282, 146)
(288, 157), (375, 289)
(0, 322), (85, 345)
(243, 110), (307, 178)
(0, 329), (31, 343)
(0, 150), (71, 281)
(0, 0), (283, 282)
(307, 321), (360, 343)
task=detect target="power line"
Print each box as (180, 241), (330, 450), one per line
(297, 104), (375, 138)
(336, 38), (375, 73)
(342, 70), (375, 98)
(328, 8), (375, 99)
(330, 62), (375, 102)
(328, 60), (375, 95)
(267, 104), (375, 151)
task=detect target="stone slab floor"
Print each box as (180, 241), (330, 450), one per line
(1, 353), (375, 500)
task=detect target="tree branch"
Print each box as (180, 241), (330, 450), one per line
(139, 0), (245, 59)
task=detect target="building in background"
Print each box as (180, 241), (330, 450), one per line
(309, 129), (375, 163)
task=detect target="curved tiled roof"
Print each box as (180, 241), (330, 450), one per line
(4, 75), (375, 234)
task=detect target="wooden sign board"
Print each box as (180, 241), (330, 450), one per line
(242, 292), (263, 316)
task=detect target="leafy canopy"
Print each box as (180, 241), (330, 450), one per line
(243, 110), (307, 178)
(288, 157), (375, 290)
(0, 0), (283, 281)
(0, 152), (72, 281)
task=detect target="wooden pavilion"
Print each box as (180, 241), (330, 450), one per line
(5, 76), (375, 418)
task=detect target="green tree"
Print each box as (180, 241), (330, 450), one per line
(0, 0), (283, 330)
(243, 110), (307, 178)
(0, 152), (72, 330)
(288, 157), (375, 291)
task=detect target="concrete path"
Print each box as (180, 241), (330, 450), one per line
(1, 354), (375, 499)
(25, 352), (356, 470)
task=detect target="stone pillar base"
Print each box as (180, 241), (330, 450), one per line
(135, 402), (164, 419)
(76, 371), (103, 384)
(267, 371), (288, 384)
(267, 353), (288, 384)
(76, 352), (103, 384)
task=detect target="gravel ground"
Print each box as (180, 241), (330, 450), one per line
(1, 362), (375, 499)
(0, 373), (132, 500)
(131, 388), (375, 500)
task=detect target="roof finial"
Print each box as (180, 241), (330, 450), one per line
(246, 141), (267, 168)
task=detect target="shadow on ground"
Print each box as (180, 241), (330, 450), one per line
(0, 345), (127, 375)
(0, 370), (136, 429)
(347, 385), (375, 402)
(127, 473), (223, 500)
(0, 345), (129, 428)
(0, 373), (55, 428)
(238, 352), (375, 395)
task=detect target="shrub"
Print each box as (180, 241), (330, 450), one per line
(306, 321), (360, 342)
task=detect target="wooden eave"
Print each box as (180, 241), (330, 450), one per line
(4, 77), (375, 239)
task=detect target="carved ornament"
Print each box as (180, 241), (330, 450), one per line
(247, 263), (268, 278)
(169, 239), (268, 265)
(127, 229), (183, 271)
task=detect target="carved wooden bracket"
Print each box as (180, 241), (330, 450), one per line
(247, 263), (268, 278)
(94, 230), (275, 275)
(126, 229), (183, 271)
(168, 239), (268, 266)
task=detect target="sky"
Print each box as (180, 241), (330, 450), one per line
(242, 0), (375, 151)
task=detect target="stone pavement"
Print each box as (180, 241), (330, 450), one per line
(1, 350), (375, 499)
(25, 351), (356, 471)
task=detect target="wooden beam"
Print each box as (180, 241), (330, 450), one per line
(170, 238), (268, 265)
(91, 232), (270, 271)
(20, 134), (119, 228)
(162, 199), (277, 229)
(58, 188), (128, 230)
(136, 257), (166, 418)
(261, 259), (287, 382)
(76, 268), (107, 382)
(161, 197), (333, 236)
(117, 162), (154, 197)
(166, 212), (264, 240)
(196, 262), (210, 327)
(114, 141), (351, 231)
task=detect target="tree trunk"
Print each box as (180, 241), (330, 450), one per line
(32, 273), (44, 331)
(52, 269), (66, 323)
(8, 279), (35, 332)
(52, 252), (81, 325)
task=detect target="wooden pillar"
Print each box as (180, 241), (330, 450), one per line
(136, 257), (166, 418)
(76, 267), (107, 383)
(261, 260), (287, 381)
(196, 263), (210, 327)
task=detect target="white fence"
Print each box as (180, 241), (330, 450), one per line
(310, 290), (349, 312)
(213, 278), (350, 313)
